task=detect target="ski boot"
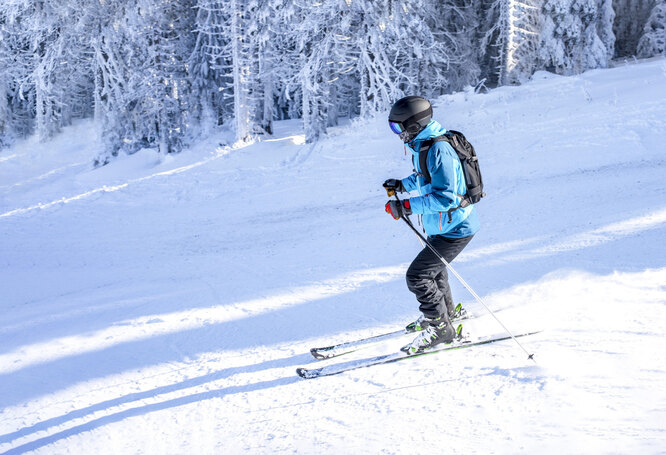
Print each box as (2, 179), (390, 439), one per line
(449, 302), (469, 322)
(401, 316), (463, 355)
(405, 314), (431, 333)
(405, 303), (468, 333)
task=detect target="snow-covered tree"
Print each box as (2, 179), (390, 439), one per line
(291, 0), (336, 142)
(0, 0), (96, 144)
(190, 0), (234, 132)
(475, 0), (503, 85)
(123, 0), (195, 155)
(94, 0), (197, 164)
(496, 0), (541, 84)
(290, 0), (484, 141)
(247, 0), (290, 136)
(539, 0), (615, 75)
(288, 0), (368, 142)
(227, 0), (252, 141)
(352, 0), (404, 117)
(597, 0), (616, 60)
(637, 0), (666, 57)
(0, 8), (18, 146)
(4, 0), (645, 157)
(0, 61), (10, 148)
(191, 0), (286, 142)
(613, 0), (656, 57)
(432, 0), (483, 91)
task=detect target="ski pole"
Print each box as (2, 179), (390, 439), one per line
(394, 195), (536, 363)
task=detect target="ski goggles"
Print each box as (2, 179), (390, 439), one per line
(389, 121), (404, 135)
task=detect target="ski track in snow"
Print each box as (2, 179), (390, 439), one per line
(1, 60), (665, 454)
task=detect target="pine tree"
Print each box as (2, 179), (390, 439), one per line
(192, 0), (285, 143)
(637, 0), (666, 57)
(92, 0), (197, 164)
(89, 0), (134, 163)
(433, 0), (482, 91)
(0, 0), (96, 144)
(2, 0), (639, 158)
(0, 8), (16, 146)
(613, 0), (656, 57)
(292, 0), (344, 142)
(189, 0), (227, 135)
(597, 0), (616, 62)
(0, 59), (10, 147)
(13, 1), (76, 140)
(539, 0), (614, 75)
(497, 0), (542, 84)
(477, 0), (503, 86)
(2, 18), (36, 141)
(191, 0), (235, 133)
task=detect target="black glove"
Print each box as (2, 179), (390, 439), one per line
(383, 179), (405, 197)
(385, 199), (412, 220)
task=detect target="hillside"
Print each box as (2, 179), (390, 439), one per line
(1, 59), (665, 454)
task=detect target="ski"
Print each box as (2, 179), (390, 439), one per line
(310, 328), (407, 360)
(297, 330), (541, 379)
(310, 304), (472, 360)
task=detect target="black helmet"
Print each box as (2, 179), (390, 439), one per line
(388, 96), (433, 143)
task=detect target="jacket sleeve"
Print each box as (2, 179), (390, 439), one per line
(408, 143), (464, 215)
(401, 173), (419, 192)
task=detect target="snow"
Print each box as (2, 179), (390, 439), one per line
(1, 59), (665, 454)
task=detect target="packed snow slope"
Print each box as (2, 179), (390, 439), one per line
(1, 59), (665, 455)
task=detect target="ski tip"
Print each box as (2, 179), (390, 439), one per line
(310, 348), (326, 360)
(296, 367), (308, 378)
(297, 367), (319, 379)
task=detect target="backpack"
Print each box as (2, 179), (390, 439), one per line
(417, 130), (485, 223)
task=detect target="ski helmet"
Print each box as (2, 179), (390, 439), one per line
(388, 96), (433, 143)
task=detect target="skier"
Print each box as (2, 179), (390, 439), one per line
(383, 96), (480, 354)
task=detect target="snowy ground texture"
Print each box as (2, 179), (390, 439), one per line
(1, 59), (665, 455)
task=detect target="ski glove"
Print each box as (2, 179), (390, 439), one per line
(385, 199), (412, 220)
(383, 179), (406, 197)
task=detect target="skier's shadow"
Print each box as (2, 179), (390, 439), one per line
(0, 353), (310, 455)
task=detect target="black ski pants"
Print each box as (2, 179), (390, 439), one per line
(406, 234), (474, 320)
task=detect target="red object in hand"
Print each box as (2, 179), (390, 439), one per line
(385, 199), (411, 220)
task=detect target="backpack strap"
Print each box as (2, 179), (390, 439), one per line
(417, 135), (447, 184)
(418, 134), (469, 224)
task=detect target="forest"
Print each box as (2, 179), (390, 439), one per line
(0, 0), (664, 164)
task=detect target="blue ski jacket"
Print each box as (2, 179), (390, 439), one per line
(400, 120), (480, 238)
